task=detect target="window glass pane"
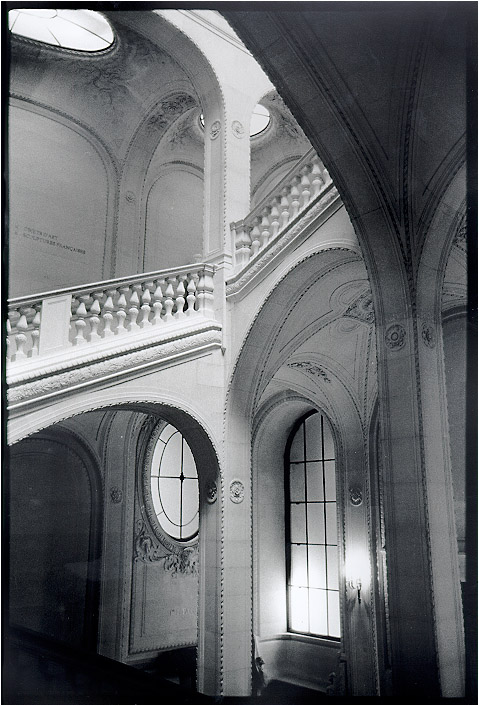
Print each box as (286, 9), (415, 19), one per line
(182, 514), (199, 540)
(289, 463), (305, 502)
(309, 588), (328, 635)
(324, 461), (336, 500)
(289, 423), (304, 462)
(159, 424), (176, 443)
(308, 545), (326, 589)
(307, 503), (325, 544)
(327, 546), (339, 590)
(290, 503), (306, 543)
(156, 514), (178, 539)
(325, 503), (337, 545)
(304, 414), (323, 460)
(290, 544), (307, 587)
(322, 419), (335, 460)
(181, 479), (199, 528)
(328, 591), (341, 638)
(159, 478), (180, 526)
(306, 462), (323, 501)
(289, 586), (309, 633)
(160, 432), (182, 478)
(182, 441), (197, 479)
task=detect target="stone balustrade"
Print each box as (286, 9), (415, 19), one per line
(7, 264), (216, 365)
(230, 149), (332, 271)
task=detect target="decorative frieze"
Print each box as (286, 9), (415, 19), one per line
(288, 361), (331, 383)
(344, 290), (375, 324)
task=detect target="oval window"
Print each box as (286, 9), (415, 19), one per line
(8, 9), (114, 52)
(150, 424), (199, 542)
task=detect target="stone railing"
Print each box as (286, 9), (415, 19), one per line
(7, 264), (216, 365)
(230, 149), (332, 271)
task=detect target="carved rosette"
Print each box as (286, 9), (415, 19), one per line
(232, 120), (245, 139)
(110, 486), (123, 504)
(206, 480), (217, 504)
(229, 479), (245, 504)
(421, 322), (436, 349)
(385, 324), (406, 350)
(288, 361), (331, 383)
(349, 486), (363, 506)
(210, 120), (221, 140)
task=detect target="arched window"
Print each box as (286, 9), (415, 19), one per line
(149, 424), (199, 542)
(286, 411), (340, 638)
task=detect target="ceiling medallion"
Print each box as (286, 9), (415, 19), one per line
(385, 324), (406, 350)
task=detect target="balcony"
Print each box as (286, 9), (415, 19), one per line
(7, 264), (220, 411)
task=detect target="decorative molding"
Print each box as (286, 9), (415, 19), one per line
(421, 322), (436, 349)
(232, 120), (245, 138)
(287, 361), (331, 383)
(349, 486), (363, 506)
(110, 486), (123, 503)
(206, 480), (218, 504)
(125, 191), (136, 203)
(8, 325), (222, 407)
(134, 519), (164, 563)
(385, 324), (406, 350)
(344, 290), (375, 324)
(210, 120), (221, 140)
(134, 519), (198, 574)
(229, 479), (245, 504)
(163, 546), (198, 576)
(226, 186), (341, 296)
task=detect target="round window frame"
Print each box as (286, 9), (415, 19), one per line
(143, 420), (199, 552)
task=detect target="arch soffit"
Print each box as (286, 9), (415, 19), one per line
(227, 248), (369, 419)
(8, 395), (221, 484)
(116, 11), (224, 120)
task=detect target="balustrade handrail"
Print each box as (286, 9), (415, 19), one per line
(8, 262), (216, 309)
(230, 147), (319, 231)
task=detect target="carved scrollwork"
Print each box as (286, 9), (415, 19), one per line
(349, 486), (363, 506)
(288, 361), (331, 383)
(229, 479), (245, 504)
(134, 520), (164, 563)
(385, 324), (406, 350)
(421, 322), (436, 349)
(232, 120), (245, 138)
(210, 120), (221, 140)
(206, 480), (217, 504)
(163, 546), (198, 576)
(110, 486), (123, 503)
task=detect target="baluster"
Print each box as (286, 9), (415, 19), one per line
(128, 285), (141, 332)
(186, 273), (198, 316)
(270, 198), (281, 238)
(260, 208), (271, 249)
(116, 287), (129, 335)
(14, 312), (29, 360)
(322, 167), (331, 185)
(290, 177), (301, 218)
(197, 268), (214, 318)
(73, 298), (88, 345)
(235, 223), (252, 269)
(300, 166), (312, 208)
(89, 291), (103, 342)
(139, 282), (153, 328)
(311, 158), (323, 197)
(163, 278), (176, 322)
(175, 276), (186, 320)
(30, 304), (41, 357)
(102, 290), (116, 337)
(280, 187), (291, 229)
(250, 218), (261, 258)
(152, 280), (164, 326)
(6, 318), (12, 361)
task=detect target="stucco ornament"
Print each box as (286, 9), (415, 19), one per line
(110, 486), (123, 503)
(206, 480), (217, 504)
(288, 361), (331, 383)
(421, 322), (436, 349)
(210, 120), (221, 140)
(232, 120), (245, 138)
(349, 486), (363, 506)
(125, 191), (136, 203)
(385, 324), (406, 350)
(229, 479), (245, 504)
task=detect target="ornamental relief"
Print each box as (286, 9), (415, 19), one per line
(287, 361), (331, 383)
(385, 324), (406, 350)
(134, 519), (198, 576)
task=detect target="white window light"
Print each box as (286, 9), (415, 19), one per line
(200, 104), (271, 138)
(8, 9), (114, 52)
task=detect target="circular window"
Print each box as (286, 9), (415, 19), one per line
(8, 9), (114, 51)
(149, 424), (199, 542)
